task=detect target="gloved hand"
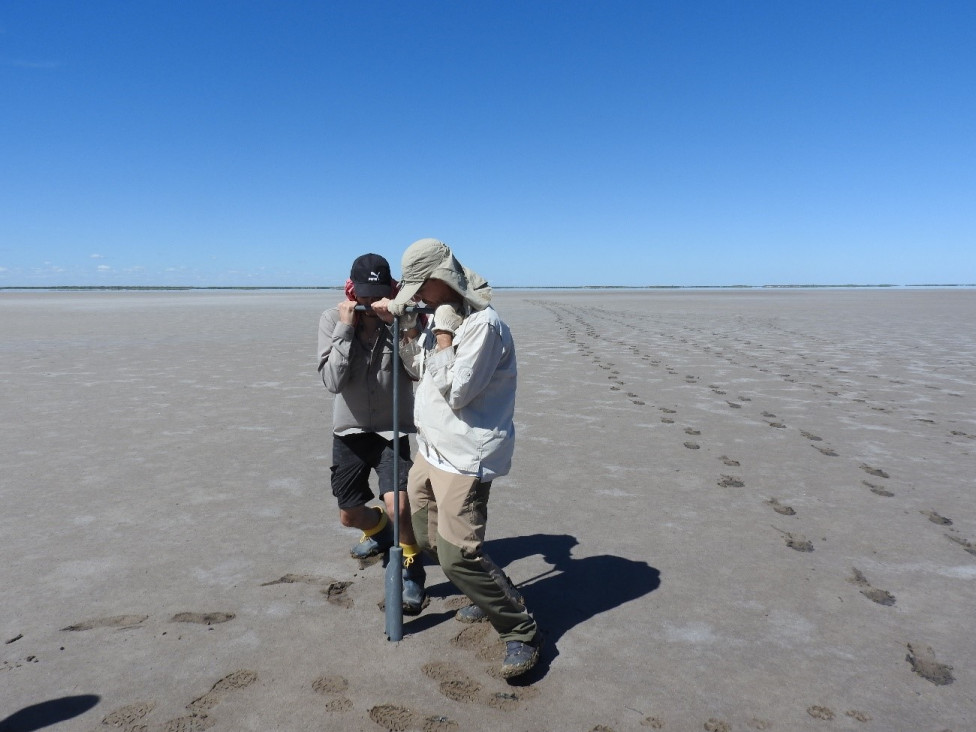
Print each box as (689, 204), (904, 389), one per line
(432, 304), (464, 336)
(388, 300), (409, 317)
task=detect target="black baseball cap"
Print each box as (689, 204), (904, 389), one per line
(349, 253), (393, 297)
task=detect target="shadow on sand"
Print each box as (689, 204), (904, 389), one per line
(416, 533), (661, 682)
(0, 695), (100, 732)
(487, 533), (661, 646)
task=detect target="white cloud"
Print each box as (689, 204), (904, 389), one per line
(97, 265), (111, 271)
(90, 253), (104, 259)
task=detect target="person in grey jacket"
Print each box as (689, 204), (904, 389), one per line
(317, 253), (426, 614)
(372, 239), (541, 678)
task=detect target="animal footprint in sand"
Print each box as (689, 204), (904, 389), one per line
(774, 527), (813, 552)
(906, 643), (954, 685)
(171, 612), (235, 625)
(863, 480), (894, 497)
(848, 568), (895, 606)
(807, 706), (835, 720)
(719, 456), (740, 467)
(718, 475), (744, 488)
(920, 510), (952, 525)
(946, 535), (976, 557)
(765, 498), (796, 516)
(61, 615), (148, 631)
(860, 464), (890, 479)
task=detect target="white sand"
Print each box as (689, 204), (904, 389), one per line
(1, 288), (974, 731)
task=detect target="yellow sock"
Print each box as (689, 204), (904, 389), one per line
(401, 543), (421, 565)
(362, 507), (388, 537)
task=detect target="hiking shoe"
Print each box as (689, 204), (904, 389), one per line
(350, 515), (394, 560)
(455, 603), (488, 623)
(500, 636), (542, 678)
(402, 555), (427, 615)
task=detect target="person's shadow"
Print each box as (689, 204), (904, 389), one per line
(488, 533), (661, 644)
(419, 533), (661, 681)
(0, 695), (100, 732)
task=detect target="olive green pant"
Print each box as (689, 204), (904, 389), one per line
(407, 452), (537, 643)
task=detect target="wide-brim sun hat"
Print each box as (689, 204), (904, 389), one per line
(391, 238), (492, 311)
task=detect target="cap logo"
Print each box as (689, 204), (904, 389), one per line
(368, 271), (380, 282)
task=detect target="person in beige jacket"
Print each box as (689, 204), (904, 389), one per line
(373, 238), (541, 678)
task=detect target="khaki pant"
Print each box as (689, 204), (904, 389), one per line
(408, 452), (537, 642)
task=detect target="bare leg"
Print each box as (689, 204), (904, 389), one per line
(339, 504), (383, 531)
(382, 490), (417, 545)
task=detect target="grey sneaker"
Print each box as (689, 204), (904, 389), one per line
(402, 556), (427, 615)
(500, 636), (542, 678)
(455, 603), (488, 623)
(350, 516), (394, 560)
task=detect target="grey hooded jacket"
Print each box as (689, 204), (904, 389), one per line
(317, 307), (415, 437)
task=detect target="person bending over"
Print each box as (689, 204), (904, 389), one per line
(372, 238), (541, 677)
(317, 253), (425, 614)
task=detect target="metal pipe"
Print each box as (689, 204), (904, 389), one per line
(353, 304), (430, 640)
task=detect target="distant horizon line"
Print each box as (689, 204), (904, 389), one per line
(3, 283), (975, 292)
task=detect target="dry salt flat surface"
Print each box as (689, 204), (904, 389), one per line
(1, 288), (974, 732)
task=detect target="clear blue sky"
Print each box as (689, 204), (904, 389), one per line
(2, 1), (974, 287)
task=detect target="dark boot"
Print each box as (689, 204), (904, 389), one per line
(402, 555), (427, 615)
(500, 635), (542, 678)
(454, 603), (488, 623)
(350, 508), (394, 560)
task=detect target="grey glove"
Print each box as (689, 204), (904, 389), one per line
(388, 300), (409, 317)
(432, 304), (464, 336)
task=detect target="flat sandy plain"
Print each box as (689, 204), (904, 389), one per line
(1, 288), (974, 732)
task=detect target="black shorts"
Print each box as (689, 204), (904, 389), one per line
(330, 433), (412, 510)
